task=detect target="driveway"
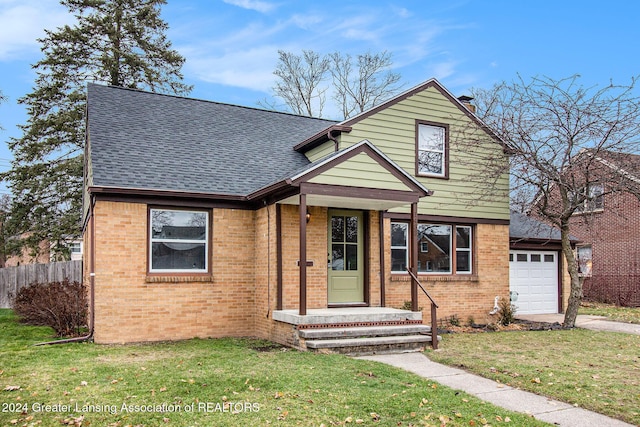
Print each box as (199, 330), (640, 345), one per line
(516, 313), (640, 335)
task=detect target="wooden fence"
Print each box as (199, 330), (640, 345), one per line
(0, 261), (83, 308)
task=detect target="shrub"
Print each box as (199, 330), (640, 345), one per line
(448, 314), (460, 327)
(400, 300), (422, 311)
(497, 296), (517, 326)
(11, 279), (87, 337)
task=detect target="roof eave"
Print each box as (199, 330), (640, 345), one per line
(293, 125), (352, 152)
(88, 185), (247, 202)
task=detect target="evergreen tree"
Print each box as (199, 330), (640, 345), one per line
(3, 0), (191, 258)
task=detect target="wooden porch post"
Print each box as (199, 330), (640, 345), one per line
(299, 193), (307, 315)
(410, 202), (419, 311)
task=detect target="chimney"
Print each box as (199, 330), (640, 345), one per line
(457, 95), (476, 113)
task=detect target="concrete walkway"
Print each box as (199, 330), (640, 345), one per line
(516, 313), (640, 335)
(358, 352), (635, 427)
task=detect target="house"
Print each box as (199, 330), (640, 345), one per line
(3, 237), (82, 267)
(83, 79), (512, 350)
(563, 152), (640, 307)
(509, 212), (572, 314)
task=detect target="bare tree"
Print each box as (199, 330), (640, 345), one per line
(269, 50), (402, 119)
(472, 74), (640, 328)
(272, 50), (330, 117)
(329, 51), (401, 119)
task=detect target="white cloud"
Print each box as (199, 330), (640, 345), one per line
(392, 6), (412, 18)
(222, 0), (276, 13)
(184, 45), (278, 92)
(289, 13), (324, 30)
(0, 0), (71, 60)
(431, 60), (457, 80)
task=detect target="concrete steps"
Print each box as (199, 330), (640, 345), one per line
(299, 324), (439, 356)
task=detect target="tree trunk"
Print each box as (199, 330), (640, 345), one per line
(561, 221), (582, 328)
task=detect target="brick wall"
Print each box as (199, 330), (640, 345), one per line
(89, 200), (513, 344)
(384, 219), (510, 325)
(91, 201), (257, 344)
(571, 191), (640, 307)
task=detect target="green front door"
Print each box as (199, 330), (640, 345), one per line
(328, 210), (364, 304)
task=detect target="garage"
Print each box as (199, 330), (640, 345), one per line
(509, 250), (559, 314)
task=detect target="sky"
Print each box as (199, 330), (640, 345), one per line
(0, 0), (639, 196)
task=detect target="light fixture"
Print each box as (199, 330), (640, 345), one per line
(306, 210), (311, 223)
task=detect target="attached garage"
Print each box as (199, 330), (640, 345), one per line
(509, 250), (559, 314)
(509, 213), (571, 315)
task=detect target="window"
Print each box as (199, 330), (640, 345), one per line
(418, 224), (451, 273)
(577, 245), (592, 276)
(69, 242), (82, 253)
(149, 208), (209, 273)
(391, 223), (408, 273)
(574, 184), (604, 213)
(455, 226), (472, 273)
(416, 122), (448, 177)
(391, 222), (473, 275)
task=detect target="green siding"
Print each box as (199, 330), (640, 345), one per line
(309, 152), (414, 191)
(304, 86), (510, 220)
(306, 143), (335, 162)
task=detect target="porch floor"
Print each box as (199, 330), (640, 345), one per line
(272, 307), (422, 326)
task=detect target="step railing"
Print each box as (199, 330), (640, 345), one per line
(406, 268), (439, 349)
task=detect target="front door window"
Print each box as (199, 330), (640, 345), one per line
(331, 215), (358, 271)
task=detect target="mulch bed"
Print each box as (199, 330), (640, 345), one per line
(440, 319), (565, 334)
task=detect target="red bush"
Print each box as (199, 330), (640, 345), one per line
(11, 279), (87, 337)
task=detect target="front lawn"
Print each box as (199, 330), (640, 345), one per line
(579, 302), (640, 324)
(0, 309), (550, 426)
(428, 328), (640, 426)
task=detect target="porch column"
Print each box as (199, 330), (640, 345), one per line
(299, 193), (307, 315)
(410, 201), (419, 311)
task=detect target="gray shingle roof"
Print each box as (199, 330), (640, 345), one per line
(87, 84), (337, 196)
(509, 212), (562, 241)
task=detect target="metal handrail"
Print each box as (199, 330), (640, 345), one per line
(406, 268), (439, 349)
(406, 268), (439, 308)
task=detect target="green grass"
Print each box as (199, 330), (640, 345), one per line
(0, 309), (551, 426)
(428, 328), (640, 426)
(579, 301), (640, 324)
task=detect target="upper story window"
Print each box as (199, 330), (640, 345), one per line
(574, 184), (604, 213)
(149, 208), (209, 273)
(416, 121), (448, 178)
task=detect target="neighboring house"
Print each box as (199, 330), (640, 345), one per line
(4, 238), (83, 267)
(83, 79), (512, 348)
(3, 238), (50, 267)
(565, 152), (640, 307)
(509, 212), (573, 314)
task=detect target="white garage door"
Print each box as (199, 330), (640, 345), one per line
(509, 250), (558, 314)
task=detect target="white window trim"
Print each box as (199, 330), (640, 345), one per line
(149, 208), (209, 274)
(455, 225), (472, 274)
(390, 222), (409, 273)
(417, 123), (446, 178)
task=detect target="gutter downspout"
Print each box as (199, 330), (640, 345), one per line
(35, 196), (96, 346)
(328, 128), (340, 152)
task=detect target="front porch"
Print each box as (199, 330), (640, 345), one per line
(272, 307), (439, 355)
(272, 307), (422, 326)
